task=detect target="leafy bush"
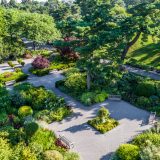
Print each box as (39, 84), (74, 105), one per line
(32, 56), (50, 69)
(81, 92), (95, 105)
(30, 128), (56, 150)
(88, 107), (119, 133)
(43, 150), (63, 160)
(0, 112), (8, 126)
(136, 96), (151, 108)
(140, 141), (160, 160)
(18, 106), (33, 118)
(7, 61), (15, 68)
(135, 82), (156, 97)
(64, 73), (86, 92)
(98, 106), (110, 120)
(29, 67), (50, 76)
(0, 71), (28, 83)
(25, 122), (39, 137)
(0, 87), (11, 112)
(116, 144), (140, 160)
(0, 138), (12, 160)
(133, 133), (160, 147)
(64, 152), (80, 160)
(64, 68), (80, 77)
(95, 92), (108, 103)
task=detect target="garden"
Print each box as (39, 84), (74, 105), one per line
(112, 122), (160, 160)
(0, 0), (159, 159)
(0, 83), (79, 160)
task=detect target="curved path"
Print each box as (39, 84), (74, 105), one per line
(1, 59), (152, 160)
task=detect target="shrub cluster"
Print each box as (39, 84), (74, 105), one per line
(88, 107), (119, 133)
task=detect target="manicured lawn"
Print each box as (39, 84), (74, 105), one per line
(126, 36), (160, 71)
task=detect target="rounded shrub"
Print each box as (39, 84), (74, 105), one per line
(32, 56), (50, 69)
(81, 92), (95, 105)
(133, 133), (160, 147)
(135, 82), (156, 97)
(43, 150), (63, 160)
(136, 96), (151, 108)
(0, 112), (8, 126)
(18, 106), (33, 118)
(116, 144), (140, 160)
(64, 73), (86, 92)
(98, 106), (110, 118)
(25, 122), (39, 137)
(95, 92), (108, 103)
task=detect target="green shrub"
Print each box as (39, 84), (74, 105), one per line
(64, 68), (80, 77)
(15, 68), (22, 72)
(43, 150), (63, 160)
(64, 73), (86, 92)
(0, 112), (8, 126)
(16, 73), (28, 82)
(95, 92), (108, 103)
(98, 106), (110, 120)
(140, 141), (160, 160)
(81, 92), (95, 105)
(133, 133), (160, 147)
(64, 152), (80, 160)
(136, 96), (151, 108)
(88, 117), (119, 133)
(30, 128), (55, 150)
(116, 144), (140, 160)
(7, 61), (15, 68)
(25, 122), (39, 137)
(0, 138), (12, 160)
(29, 67), (50, 76)
(135, 82), (156, 97)
(0, 87), (11, 112)
(18, 106), (33, 118)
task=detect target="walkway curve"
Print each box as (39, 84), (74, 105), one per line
(1, 59), (152, 160)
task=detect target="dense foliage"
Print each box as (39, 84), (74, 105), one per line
(88, 107), (119, 133)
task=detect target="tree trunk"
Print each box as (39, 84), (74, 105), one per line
(33, 41), (36, 51)
(87, 70), (91, 90)
(121, 32), (141, 61)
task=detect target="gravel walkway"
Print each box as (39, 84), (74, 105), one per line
(1, 59), (152, 160)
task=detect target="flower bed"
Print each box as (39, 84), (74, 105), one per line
(0, 69), (28, 83)
(88, 107), (119, 133)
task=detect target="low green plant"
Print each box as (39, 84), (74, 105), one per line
(136, 96), (151, 108)
(116, 144), (140, 160)
(64, 73), (86, 92)
(29, 67), (50, 76)
(81, 92), (95, 105)
(18, 106), (33, 118)
(0, 112), (8, 126)
(135, 81), (156, 97)
(25, 122), (39, 137)
(64, 152), (80, 160)
(88, 107), (119, 133)
(43, 150), (63, 160)
(133, 133), (160, 147)
(7, 61), (15, 68)
(95, 92), (108, 103)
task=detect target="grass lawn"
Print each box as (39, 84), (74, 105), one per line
(126, 36), (160, 71)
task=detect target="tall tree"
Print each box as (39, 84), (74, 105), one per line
(19, 12), (61, 50)
(120, 0), (160, 60)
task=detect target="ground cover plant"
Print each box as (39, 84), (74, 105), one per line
(112, 122), (160, 160)
(88, 107), (119, 133)
(0, 69), (28, 84)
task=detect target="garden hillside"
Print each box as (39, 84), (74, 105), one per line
(126, 36), (160, 72)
